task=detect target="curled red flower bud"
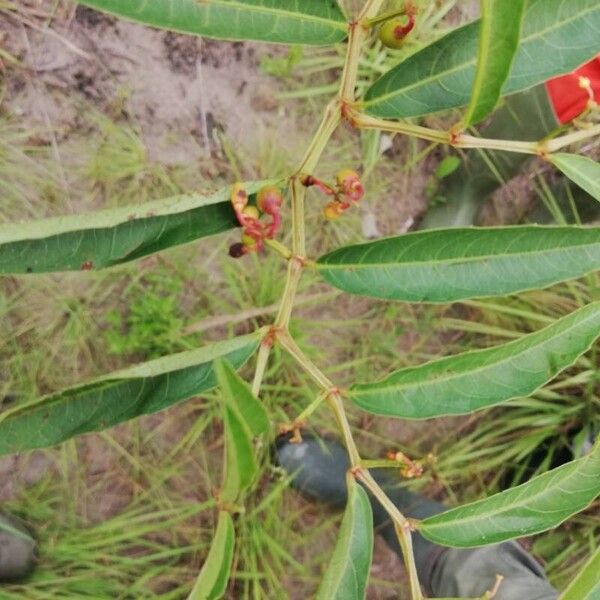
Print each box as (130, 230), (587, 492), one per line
(323, 201), (345, 220)
(336, 169), (364, 202)
(230, 182), (248, 212)
(257, 186), (283, 215)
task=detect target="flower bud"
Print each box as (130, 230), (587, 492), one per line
(257, 186), (283, 215)
(336, 169), (364, 202)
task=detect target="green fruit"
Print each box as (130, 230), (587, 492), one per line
(378, 16), (414, 49)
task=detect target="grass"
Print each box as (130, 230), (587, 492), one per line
(1, 1), (599, 598)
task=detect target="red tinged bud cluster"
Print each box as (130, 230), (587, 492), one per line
(303, 169), (365, 220)
(228, 184), (284, 258)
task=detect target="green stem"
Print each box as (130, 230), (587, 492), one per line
(545, 122), (600, 153)
(251, 341), (272, 396)
(264, 238), (292, 260)
(296, 99), (341, 175)
(278, 332), (424, 596)
(364, 6), (411, 27)
(353, 111), (600, 156)
(358, 0), (388, 21)
(274, 258), (303, 329)
(355, 470), (423, 599)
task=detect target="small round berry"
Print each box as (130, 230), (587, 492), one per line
(229, 242), (246, 258)
(336, 169), (364, 202)
(242, 206), (260, 220)
(378, 15), (415, 49)
(257, 186), (283, 215)
(323, 201), (344, 220)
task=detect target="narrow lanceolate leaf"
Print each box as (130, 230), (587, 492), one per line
(188, 511), (235, 600)
(220, 405), (257, 503)
(215, 359), (269, 503)
(349, 302), (600, 419)
(0, 181), (270, 274)
(461, 0), (525, 126)
(363, 0), (600, 118)
(419, 439), (600, 547)
(559, 544), (600, 600)
(215, 359), (269, 438)
(550, 154), (600, 203)
(0, 332), (261, 455)
(316, 477), (373, 600)
(76, 0), (347, 45)
(317, 226), (600, 303)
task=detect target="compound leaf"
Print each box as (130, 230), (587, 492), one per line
(550, 154), (600, 203)
(76, 0), (347, 45)
(559, 544), (600, 600)
(419, 438), (600, 547)
(188, 511), (235, 600)
(0, 182), (271, 274)
(316, 226), (600, 303)
(316, 477), (373, 600)
(349, 302), (600, 419)
(0, 332), (261, 455)
(462, 0), (526, 126)
(364, 0), (600, 118)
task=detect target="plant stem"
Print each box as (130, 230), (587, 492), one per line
(264, 238), (292, 260)
(356, 470), (423, 599)
(353, 111), (600, 156)
(274, 258), (303, 329)
(545, 122), (600, 153)
(291, 390), (328, 425)
(364, 6), (411, 27)
(290, 178), (306, 257)
(248, 3), (426, 597)
(251, 341), (272, 396)
(278, 331), (424, 596)
(296, 99), (341, 175)
(358, 0), (388, 21)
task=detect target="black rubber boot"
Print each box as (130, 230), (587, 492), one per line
(273, 433), (445, 586)
(0, 513), (37, 582)
(274, 433), (559, 599)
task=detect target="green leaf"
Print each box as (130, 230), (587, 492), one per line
(215, 359), (269, 503)
(434, 155), (461, 179)
(349, 302), (600, 419)
(0, 182), (271, 274)
(188, 511), (235, 600)
(363, 0), (600, 118)
(559, 544), (600, 600)
(462, 0), (526, 126)
(316, 477), (373, 600)
(550, 154), (600, 203)
(419, 438), (600, 547)
(76, 0), (347, 45)
(0, 332), (261, 455)
(316, 226), (600, 303)
(215, 359), (269, 438)
(221, 405), (257, 503)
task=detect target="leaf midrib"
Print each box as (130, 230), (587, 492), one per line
(209, 0), (348, 31)
(364, 3), (598, 107)
(319, 238), (600, 270)
(423, 449), (600, 530)
(351, 305), (599, 398)
(102, 0), (348, 32)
